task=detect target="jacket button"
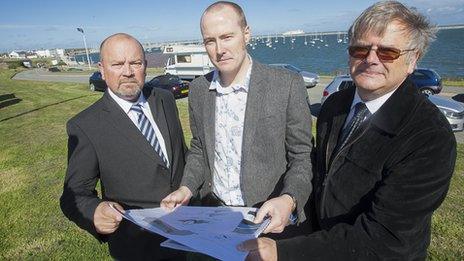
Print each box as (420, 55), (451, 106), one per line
(208, 182), (212, 187)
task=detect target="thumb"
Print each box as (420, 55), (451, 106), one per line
(108, 202), (124, 221)
(253, 205), (269, 224)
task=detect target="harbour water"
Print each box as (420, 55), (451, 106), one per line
(76, 28), (464, 78)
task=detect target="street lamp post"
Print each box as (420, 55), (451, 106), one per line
(77, 27), (92, 70)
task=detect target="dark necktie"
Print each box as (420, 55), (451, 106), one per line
(131, 103), (169, 168)
(338, 102), (370, 150)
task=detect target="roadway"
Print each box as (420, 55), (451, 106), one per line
(12, 69), (464, 143)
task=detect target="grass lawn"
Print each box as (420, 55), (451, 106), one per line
(443, 80), (464, 87)
(0, 69), (462, 259)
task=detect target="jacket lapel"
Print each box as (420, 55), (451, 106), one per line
(241, 62), (265, 175)
(325, 87), (354, 170)
(146, 88), (172, 167)
(202, 75), (217, 171)
(101, 91), (165, 166)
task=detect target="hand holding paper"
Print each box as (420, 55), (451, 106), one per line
(253, 194), (295, 234)
(160, 186), (193, 211)
(94, 201), (124, 234)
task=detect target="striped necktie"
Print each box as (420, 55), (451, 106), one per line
(338, 102), (370, 150)
(131, 103), (169, 168)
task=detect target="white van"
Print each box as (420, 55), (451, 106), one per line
(164, 45), (215, 80)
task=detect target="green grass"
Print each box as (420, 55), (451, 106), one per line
(443, 80), (464, 87)
(0, 69), (462, 259)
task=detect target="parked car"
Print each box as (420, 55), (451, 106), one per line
(269, 63), (319, 88)
(321, 75), (464, 132)
(145, 74), (189, 99)
(89, 71), (107, 92)
(48, 67), (61, 72)
(408, 68), (442, 95)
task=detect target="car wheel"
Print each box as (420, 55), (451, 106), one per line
(421, 88), (434, 96)
(90, 83), (96, 91)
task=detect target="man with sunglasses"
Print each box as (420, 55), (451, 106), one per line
(240, 1), (456, 260)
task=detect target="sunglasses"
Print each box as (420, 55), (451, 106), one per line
(348, 45), (415, 61)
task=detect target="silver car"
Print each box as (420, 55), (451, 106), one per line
(269, 63), (319, 88)
(321, 75), (464, 132)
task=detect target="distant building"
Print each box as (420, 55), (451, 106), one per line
(9, 51), (27, 59)
(283, 30), (305, 36)
(26, 52), (37, 59)
(36, 49), (51, 58)
(9, 51), (20, 58)
(50, 48), (65, 57)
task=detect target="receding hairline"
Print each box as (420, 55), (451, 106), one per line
(99, 33), (145, 61)
(201, 1), (247, 29)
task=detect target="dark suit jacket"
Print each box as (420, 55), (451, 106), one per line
(60, 87), (187, 260)
(277, 79), (456, 260)
(181, 61), (313, 222)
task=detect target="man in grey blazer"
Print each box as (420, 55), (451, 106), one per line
(162, 1), (313, 236)
(60, 33), (186, 260)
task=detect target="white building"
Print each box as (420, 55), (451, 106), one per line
(9, 51), (20, 58)
(36, 49), (51, 58)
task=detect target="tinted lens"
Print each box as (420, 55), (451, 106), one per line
(348, 46), (370, 59)
(376, 47), (401, 60)
(348, 46), (402, 61)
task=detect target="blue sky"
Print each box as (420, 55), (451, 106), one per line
(1, 0), (463, 52)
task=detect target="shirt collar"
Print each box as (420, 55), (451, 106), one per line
(209, 55), (252, 94)
(107, 88), (147, 114)
(351, 87), (396, 115)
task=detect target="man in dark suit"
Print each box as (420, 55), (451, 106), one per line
(161, 1), (313, 236)
(241, 1), (456, 260)
(60, 33), (186, 260)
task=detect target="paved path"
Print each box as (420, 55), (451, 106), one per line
(13, 70), (464, 143)
(12, 69), (160, 84)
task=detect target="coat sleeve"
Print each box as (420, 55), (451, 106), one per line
(180, 84), (207, 196)
(277, 126), (456, 260)
(280, 74), (314, 222)
(60, 120), (103, 240)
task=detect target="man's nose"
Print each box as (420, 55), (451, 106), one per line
(365, 48), (380, 63)
(122, 63), (133, 76)
(216, 41), (224, 55)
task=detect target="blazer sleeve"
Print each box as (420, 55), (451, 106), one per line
(280, 74), (314, 222)
(180, 89), (207, 195)
(277, 126), (456, 260)
(60, 120), (103, 240)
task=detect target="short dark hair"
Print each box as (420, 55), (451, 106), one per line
(99, 33), (145, 61)
(202, 1), (247, 28)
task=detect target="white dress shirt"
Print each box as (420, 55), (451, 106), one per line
(108, 88), (169, 166)
(344, 88), (396, 129)
(209, 59), (253, 206)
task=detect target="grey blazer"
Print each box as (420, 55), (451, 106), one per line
(181, 61), (313, 221)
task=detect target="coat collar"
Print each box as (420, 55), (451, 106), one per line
(368, 78), (422, 135)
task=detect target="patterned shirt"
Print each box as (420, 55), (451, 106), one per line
(209, 60), (252, 206)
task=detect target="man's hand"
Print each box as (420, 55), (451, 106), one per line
(237, 238), (277, 261)
(160, 186), (193, 211)
(254, 194), (295, 233)
(94, 201), (124, 234)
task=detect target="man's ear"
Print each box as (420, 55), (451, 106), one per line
(98, 62), (105, 80)
(244, 26), (251, 44)
(407, 52), (419, 74)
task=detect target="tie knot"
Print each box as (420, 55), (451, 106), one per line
(354, 102), (369, 118)
(131, 103), (143, 114)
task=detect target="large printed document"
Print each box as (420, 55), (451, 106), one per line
(111, 206), (270, 261)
